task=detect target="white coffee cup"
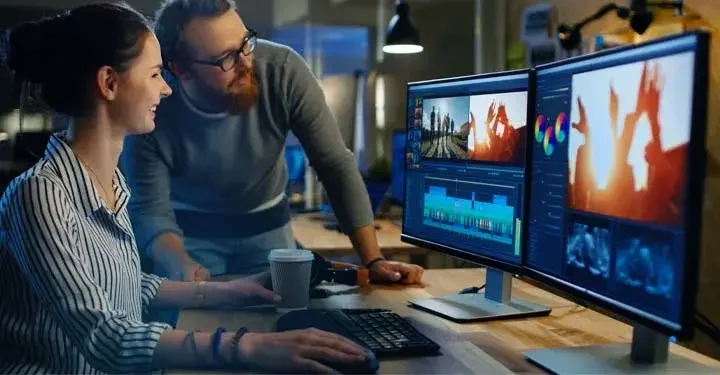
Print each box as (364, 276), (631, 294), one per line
(268, 249), (314, 313)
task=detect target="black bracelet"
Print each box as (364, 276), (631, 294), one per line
(366, 256), (386, 270)
(230, 327), (249, 366)
(211, 327), (228, 366)
(188, 330), (210, 367)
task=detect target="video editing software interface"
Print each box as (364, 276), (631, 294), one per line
(403, 72), (530, 265)
(526, 35), (701, 331)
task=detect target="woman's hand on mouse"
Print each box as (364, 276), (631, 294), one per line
(236, 328), (370, 374)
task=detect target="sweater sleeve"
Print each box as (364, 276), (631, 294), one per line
(121, 133), (182, 255)
(282, 48), (375, 234)
(5, 176), (171, 374)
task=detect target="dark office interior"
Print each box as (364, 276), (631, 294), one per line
(0, 0), (719, 373)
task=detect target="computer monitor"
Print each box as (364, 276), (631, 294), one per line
(523, 31), (710, 374)
(401, 70), (551, 322)
(285, 144), (306, 199)
(390, 130), (406, 205)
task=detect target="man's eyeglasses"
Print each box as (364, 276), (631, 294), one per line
(187, 29), (257, 72)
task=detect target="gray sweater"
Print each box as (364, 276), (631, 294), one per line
(121, 39), (373, 251)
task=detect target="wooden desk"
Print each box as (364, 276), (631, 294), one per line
(291, 213), (426, 258)
(172, 268), (720, 374)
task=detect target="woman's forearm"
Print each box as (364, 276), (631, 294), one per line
(152, 280), (226, 310)
(152, 329), (237, 369)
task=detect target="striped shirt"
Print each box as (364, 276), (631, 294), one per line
(0, 134), (171, 374)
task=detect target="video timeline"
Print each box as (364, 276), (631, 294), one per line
(567, 52), (694, 227)
(420, 92), (528, 165)
(422, 177), (516, 246)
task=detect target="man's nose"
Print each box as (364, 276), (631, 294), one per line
(237, 54), (252, 71)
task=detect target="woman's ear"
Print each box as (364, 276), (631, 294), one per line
(96, 65), (119, 101)
(168, 61), (190, 80)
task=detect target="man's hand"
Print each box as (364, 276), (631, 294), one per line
(369, 260), (424, 285)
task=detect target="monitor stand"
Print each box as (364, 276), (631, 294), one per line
(407, 267), (552, 322)
(525, 323), (718, 374)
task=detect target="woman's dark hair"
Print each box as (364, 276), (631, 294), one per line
(4, 2), (152, 117)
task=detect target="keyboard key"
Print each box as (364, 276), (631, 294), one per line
(329, 309), (441, 357)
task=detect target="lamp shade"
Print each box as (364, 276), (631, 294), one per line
(383, 1), (423, 54)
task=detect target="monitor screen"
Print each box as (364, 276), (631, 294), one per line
(390, 131), (406, 204)
(526, 33), (708, 336)
(402, 71), (531, 269)
(285, 145), (306, 188)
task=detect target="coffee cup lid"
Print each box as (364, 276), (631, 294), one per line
(268, 249), (314, 263)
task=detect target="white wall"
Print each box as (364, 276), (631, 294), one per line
(273, 0), (309, 27)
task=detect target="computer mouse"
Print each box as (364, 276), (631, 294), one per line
(318, 349), (379, 374)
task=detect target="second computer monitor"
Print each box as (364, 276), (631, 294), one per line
(524, 31), (710, 374)
(402, 70), (551, 322)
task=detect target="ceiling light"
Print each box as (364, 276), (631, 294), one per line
(383, 0), (423, 54)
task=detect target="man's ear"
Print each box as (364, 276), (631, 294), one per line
(168, 61), (191, 80)
(96, 66), (119, 101)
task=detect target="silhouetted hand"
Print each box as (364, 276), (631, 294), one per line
(485, 101), (497, 125)
(636, 62), (650, 114)
(468, 111), (477, 156)
(644, 64), (662, 138)
(572, 97), (588, 134)
(644, 141), (663, 165)
(609, 85), (619, 135)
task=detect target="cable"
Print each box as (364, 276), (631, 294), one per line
(695, 320), (720, 345)
(695, 311), (720, 345)
(459, 284), (485, 294)
(697, 311), (720, 334)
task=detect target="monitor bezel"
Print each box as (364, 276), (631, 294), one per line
(400, 68), (535, 275)
(522, 30), (710, 340)
(389, 129), (407, 206)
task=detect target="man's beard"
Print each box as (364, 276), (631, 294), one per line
(226, 68), (260, 115)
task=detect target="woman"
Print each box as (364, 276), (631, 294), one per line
(0, 2), (368, 374)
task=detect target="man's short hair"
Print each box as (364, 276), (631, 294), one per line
(154, 0), (236, 67)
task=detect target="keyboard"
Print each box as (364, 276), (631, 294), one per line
(276, 308), (441, 358)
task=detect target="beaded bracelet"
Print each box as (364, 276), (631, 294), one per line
(211, 327), (228, 366)
(230, 327), (249, 365)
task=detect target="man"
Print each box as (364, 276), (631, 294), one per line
(122, 0), (424, 285)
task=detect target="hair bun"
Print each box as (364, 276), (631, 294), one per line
(7, 13), (68, 84)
